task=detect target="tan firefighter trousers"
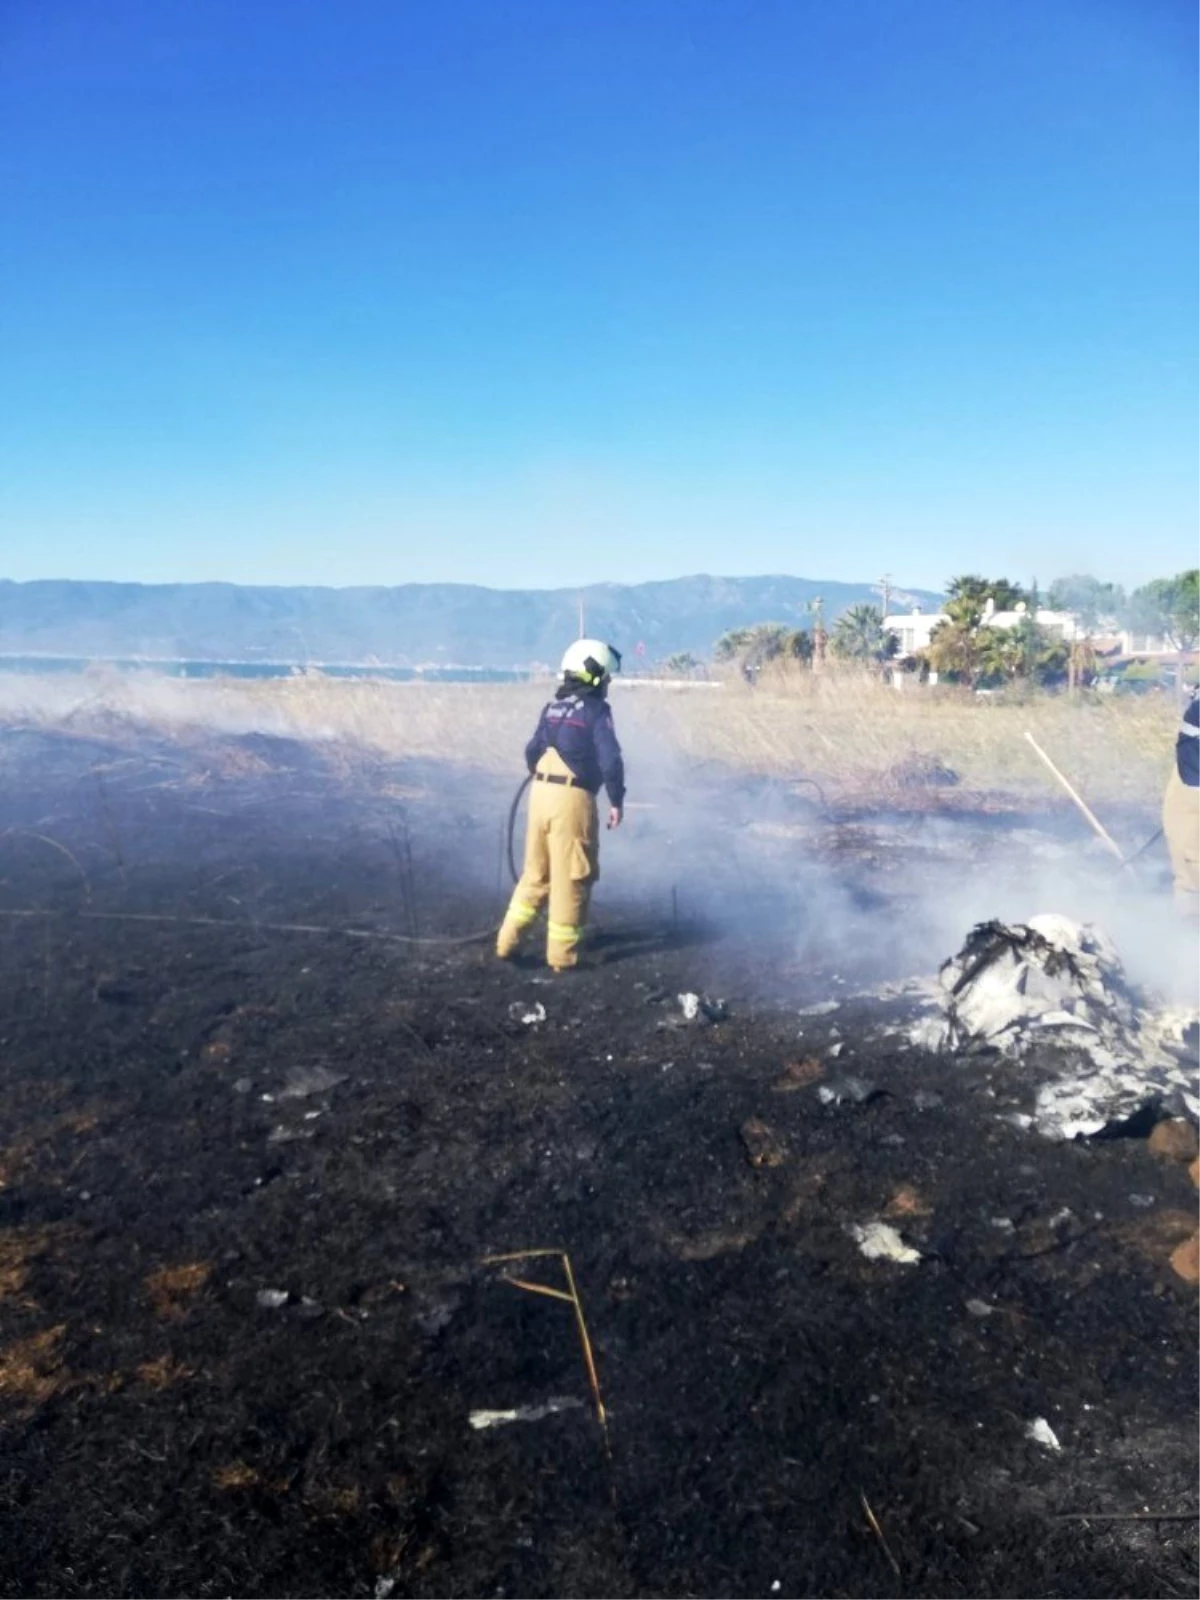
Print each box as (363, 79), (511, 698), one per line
(496, 748), (600, 969)
(1163, 769), (1199, 919)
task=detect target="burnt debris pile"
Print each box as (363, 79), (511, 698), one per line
(918, 914), (1199, 1140)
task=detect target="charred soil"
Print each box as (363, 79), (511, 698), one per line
(0, 727), (1196, 1599)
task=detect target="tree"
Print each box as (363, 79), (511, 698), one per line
(925, 618), (994, 687)
(1046, 574), (1125, 693)
(927, 575), (1024, 686)
(944, 575), (1027, 619)
(1047, 574), (1126, 633)
(926, 575), (1065, 688)
(928, 616), (1066, 688)
(713, 622), (812, 675)
(1125, 570), (1200, 652)
(830, 604), (899, 664)
(1124, 570), (1200, 703)
(663, 651), (700, 676)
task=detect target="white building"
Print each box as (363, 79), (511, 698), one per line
(884, 601), (1170, 659)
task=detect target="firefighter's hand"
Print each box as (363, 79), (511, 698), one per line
(607, 806), (623, 830)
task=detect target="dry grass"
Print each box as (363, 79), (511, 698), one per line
(134, 1354), (195, 1389)
(0, 666), (542, 774)
(305, 1483), (366, 1519)
(0, 665), (1178, 807)
(0, 1107), (105, 1199)
(212, 1461), (290, 1493)
(0, 1140), (35, 1192)
(643, 664), (1178, 809)
(144, 1261), (212, 1320)
(0, 1225), (62, 1304)
(0, 1324), (67, 1406)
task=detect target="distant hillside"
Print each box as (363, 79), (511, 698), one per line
(0, 575), (943, 668)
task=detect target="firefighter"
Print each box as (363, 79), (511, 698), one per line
(497, 639), (626, 970)
(1163, 688), (1199, 918)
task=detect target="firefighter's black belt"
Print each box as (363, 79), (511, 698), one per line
(534, 772), (586, 788)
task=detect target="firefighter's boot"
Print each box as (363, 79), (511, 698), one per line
(496, 896), (540, 959)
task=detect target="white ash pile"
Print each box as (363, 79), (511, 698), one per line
(914, 914), (1198, 1140)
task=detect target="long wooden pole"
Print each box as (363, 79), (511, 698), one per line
(1023, 731), (1127, 865)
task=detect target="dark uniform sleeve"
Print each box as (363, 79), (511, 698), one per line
(525, 708), (549, 774)
(592, 704), (626, 809)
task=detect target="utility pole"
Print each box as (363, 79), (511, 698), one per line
(810, 595), (827, 673)
(879, 573), (892, 619)
(578, 596), (585, 639)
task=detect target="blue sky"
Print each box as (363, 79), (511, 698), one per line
(1, 0), (1195, 593)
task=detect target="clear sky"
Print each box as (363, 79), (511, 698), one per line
(1, 0), (1195, 593)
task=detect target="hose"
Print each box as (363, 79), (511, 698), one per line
(507, 773), (532, 885)
(0, 905), (494, 946)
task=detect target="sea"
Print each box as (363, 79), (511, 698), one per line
(0, 656), (534, 683)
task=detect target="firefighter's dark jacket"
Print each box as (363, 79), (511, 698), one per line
(525, 686), (626, 808)
(1178, 694), (1199, 787)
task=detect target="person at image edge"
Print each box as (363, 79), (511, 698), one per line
(1164, 687), (1199, 918)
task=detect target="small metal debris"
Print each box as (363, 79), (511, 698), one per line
(508, 1001), (546, 1026)
(677, 993), (727, 1023)
(256, 1288), (289, 1309)
(798, 1000), (840, 1017)
(468, 1396), (585, 1430)
(267, 1124), (314, 1144)
(1026, 1417), (1062, 1452)
(818, 1076), (881, 1106)
(1003, 1112), (1035, 1130)
(849, 1222), (921, 1264)
(278, 1064), (347, 1100)
(965, 1298), (994, 1318)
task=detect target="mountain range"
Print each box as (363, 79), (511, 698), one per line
(0, 575), (944, 668)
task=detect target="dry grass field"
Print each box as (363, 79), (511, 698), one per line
(0, 663), (1179, 811)
(644, 665), (1178, 810)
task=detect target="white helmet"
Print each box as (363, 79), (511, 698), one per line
(560, 638), (622, 686)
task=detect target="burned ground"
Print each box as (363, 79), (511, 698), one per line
(0, 725), (1196, 1599)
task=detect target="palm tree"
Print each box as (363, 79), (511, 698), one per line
(713, 622), (812, 684)
(976, 625), (1023, 683)
(926, 618), (985, 686)
(830, 604), (899, 663)
(945, 575), (1026, 615)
